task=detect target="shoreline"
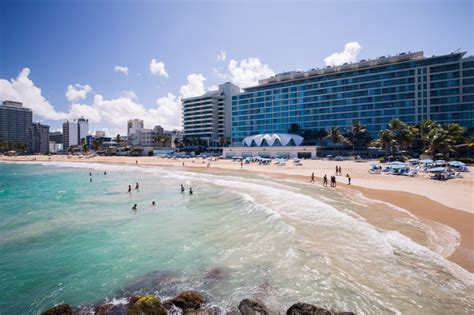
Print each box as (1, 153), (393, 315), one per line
(1, 155), (473, 273)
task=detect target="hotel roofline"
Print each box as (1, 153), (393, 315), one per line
(242, 51), (467, 92)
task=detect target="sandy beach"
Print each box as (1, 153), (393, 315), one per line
(2, 155), (473, 273)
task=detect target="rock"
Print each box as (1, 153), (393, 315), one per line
(205, 267), (226, 279)
(286, 303), (332, 315)
(238, 299), (275, 315)
(164, 291), (205, 312)
(95, 303), (127, 315)
(127, 295), (166, 315)
(41, 304), (73, 315)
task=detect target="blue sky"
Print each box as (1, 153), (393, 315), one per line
(0, 0), (472, 135)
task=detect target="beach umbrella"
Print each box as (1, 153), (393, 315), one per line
(428, 167), (447, 172)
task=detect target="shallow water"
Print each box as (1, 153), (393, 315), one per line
(0, 162), (472, 314)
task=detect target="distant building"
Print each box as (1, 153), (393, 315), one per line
(139, 125), (165, 146)
(182, 82), (240, 147)
(49, 131), (63, 144)
(62, 117), (89, 149)
(49, 142), (63, 153)
(127, 119), (144, 146)
(63, 120), (78, 149)
(94, 130), (106, 138)
(27, 123), (50, 154)
(78, 117), (89, 142)
(0, 100), (33, 148)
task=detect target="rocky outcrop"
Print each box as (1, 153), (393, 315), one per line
(95, 302), (127, 315)
(41, 304), (73, 315)
(163, 290), (205, 312)
(238, 298), (276, 315)
(286, 303), (355, 315)
(126, 295), (166, 315)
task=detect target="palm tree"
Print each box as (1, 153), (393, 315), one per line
(351, 120), (367, 155)
(388, 118), (414, 151)
(379, 129), (394, 158)
(325, 126), (351, 155)
(288, 123), (301, 135)
(92, 138), (103, 151)
(115, 134), (122, 147)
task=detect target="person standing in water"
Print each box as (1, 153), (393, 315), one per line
(323, 175), (328, 187)
(132, 204), (137, 210)
(104, 171), (107, 175)
(310, 172), (315, 184)
(128, 185), (132, 193)
(135, 182), (139, 190)
(189, 187), (193, 195)
(181, 184), (185, 193)
(152, 201), (156, 206)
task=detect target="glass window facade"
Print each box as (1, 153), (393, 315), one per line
(231, 52), (474, 143)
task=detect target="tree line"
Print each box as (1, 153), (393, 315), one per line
(288, 119), (472, 158)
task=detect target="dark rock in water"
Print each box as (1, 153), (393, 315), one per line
(287, 303), (351, 315)
(129, 296), (140, 307)
(205, 267), (226, 279)
(127, 295), (166, 315)
(95, 302), (127, 315)
(41, 304), (73, 315)
(164, 291), (205, 312)
(120, 270), (179, 296)
(238, 299), (275, 315)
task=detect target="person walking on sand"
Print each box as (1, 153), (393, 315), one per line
(335, 165), (339, 176)
(128, 185), (132, 193)
(323, 175), (328, 187)
(241, 161), (243, 168)
(310, 172), (315, 184)
(135, 182), (139, 190)
(136, 160), (138, 165)
(181, 184), (185, 193)
(346, 173), (351, 185)
(339, 166), (342, 176)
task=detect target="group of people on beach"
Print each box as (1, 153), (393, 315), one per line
(311, 165), (351, 187)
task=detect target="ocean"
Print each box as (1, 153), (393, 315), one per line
(0, 162), (472, 314)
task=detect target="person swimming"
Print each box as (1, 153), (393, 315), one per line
(189, 187), (193, 195)
(152, 201), (156, 206)
(135, 182), (139, 190)
(104, 171), (107, 175)
(128, 185), (132, 193)
(181, 184), (185, 193)
(132, 204), (137, 210)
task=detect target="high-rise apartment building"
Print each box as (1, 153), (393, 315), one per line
(63, 120), (78, 149)
(78, 117), (89, 142)
(62, 117), (89, 149)
(27, 123), (50, 154)
(231, 51), (474, 143)
(182, 82), (240, 146)
(127, 119), (144, 146)
(49, 131), (63, 145)
(0, 101), (33, 147)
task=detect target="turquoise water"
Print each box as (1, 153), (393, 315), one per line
(0, 162), (473, 314)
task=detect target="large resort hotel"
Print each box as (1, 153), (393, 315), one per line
(182, 51), (474, 158)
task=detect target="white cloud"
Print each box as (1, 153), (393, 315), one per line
(65, 84), (92, 102)
(0, 68), (213, 132)
(324, 42), (361, 67)
(151, 93), (181, 130)
(216, 49), (226, 61)
(120, 90), (137, 100)
(228, 57), (275, 88)
(179, 73), (206, 98)
(114, 65), (129, 75)
(0, 68), (67, 120)
(207, 85), (218, 91)
(149, 59), (169, 78)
